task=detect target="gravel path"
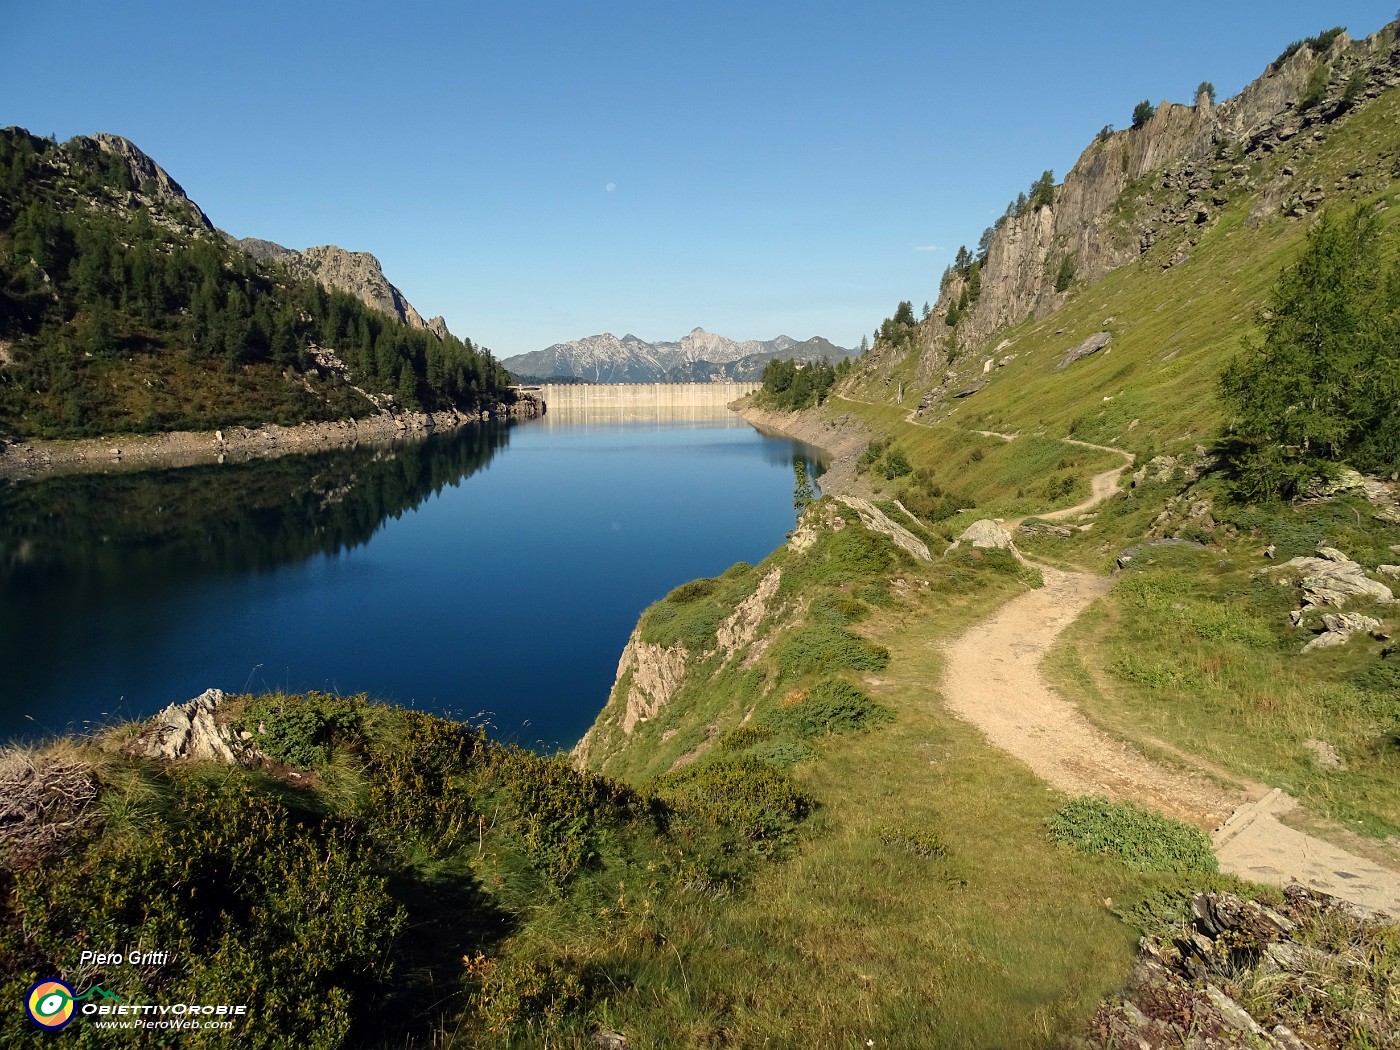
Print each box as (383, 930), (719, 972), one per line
(940, 461), (1400, 913)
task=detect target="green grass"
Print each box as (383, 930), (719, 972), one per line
(1047, 796), (1218, 874)
(848, 85), (1400, 468)
(831, 397), (1122, 525)
(1045, 540), (1400, 839)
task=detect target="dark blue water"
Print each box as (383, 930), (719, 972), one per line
(0, 413), (822, 749)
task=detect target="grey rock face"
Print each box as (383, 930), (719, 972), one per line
(1056, 332), (1112, 370)
(955, 520), (1015, 550)
(123, 688), (259, 765)
(835, 495), (931, 561)
(86, 133), (215, 231)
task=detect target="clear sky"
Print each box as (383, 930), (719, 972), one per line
(5, 1), (1397, 357)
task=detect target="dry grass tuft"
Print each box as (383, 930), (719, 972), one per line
(0, 745), (98, 867)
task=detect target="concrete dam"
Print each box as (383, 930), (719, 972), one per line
(528, 382), (759, 425)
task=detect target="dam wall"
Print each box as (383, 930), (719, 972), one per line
(535, 383), (759, 425)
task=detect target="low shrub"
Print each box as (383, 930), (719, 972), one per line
(656, 757), (811, 842)
(774, 624), (890, 679)
(1048, 796), (1218, 874)
(242, 690), (366, 769)
(763, 679), (892, 738)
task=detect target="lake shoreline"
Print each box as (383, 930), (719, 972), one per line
(732, 396), (872, 497)
(0, 397), (543, 483)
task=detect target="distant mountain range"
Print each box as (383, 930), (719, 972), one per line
(502, 328), (856, 383)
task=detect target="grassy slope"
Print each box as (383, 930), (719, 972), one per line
(570, 80), (1400, 1046)
(582, 518), (1163, 1047)
(850, 83), (1400, 462)
(830, 83), (1400, 847)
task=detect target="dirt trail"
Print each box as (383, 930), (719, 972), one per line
(939, 459), (1400, 913)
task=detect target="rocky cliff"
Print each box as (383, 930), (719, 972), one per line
(233, 238), (449, 338)
(859, 20), (1400, 386)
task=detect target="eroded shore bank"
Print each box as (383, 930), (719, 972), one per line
(0, 396), (543, 482)
(733, 398), (871, 498)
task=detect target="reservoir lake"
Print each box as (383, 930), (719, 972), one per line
(0, 389), (823, 749)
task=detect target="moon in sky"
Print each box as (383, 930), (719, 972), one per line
(605, 182), (616, 192)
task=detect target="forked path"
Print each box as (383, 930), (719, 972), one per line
(939, 456), (1400, 913)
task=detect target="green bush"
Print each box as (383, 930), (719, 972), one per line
(667, 577), (719, 603)
(242, 691), (366, 769)
(763, 679), (892, 738)
(1298, 62), (1330, 110)
(884, 447), (913, 479)
(811, 593), (870, 626)
(774, 625), (889, 679)
(856, 583), (894, 607)
(1054, 252), (1077, 292)
(656, 757), (811, 842)
(1047, 796), (1218, 874)
(858, 438), (890, 472)
(0, 776), (405, 1050)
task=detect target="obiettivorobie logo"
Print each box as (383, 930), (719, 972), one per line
(25, 980), (123, 1031)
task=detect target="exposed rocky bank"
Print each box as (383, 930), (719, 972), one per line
(0, 396), (542, 482)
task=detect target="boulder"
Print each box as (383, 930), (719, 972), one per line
(1302, 613), (1385, 653)
(1266, 553), (1396, 607)
(955, 520), (1014, 550)
(835, 495), (931, 561)
(1056, 332), (1112, 370)
(122, 688), (258, 765)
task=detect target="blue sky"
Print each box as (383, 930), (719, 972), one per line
(5, 1), (1397, 356)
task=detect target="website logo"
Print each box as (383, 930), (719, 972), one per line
(26, 980), (76, 1031)
(25, 980), (124, 1031)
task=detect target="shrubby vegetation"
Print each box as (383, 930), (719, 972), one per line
(1221, 208), (1400, 498)
(0, 128), (513, 438)
(1271, 26), (1346, 72)
(755, 356), (847, 410)
(1131, 100), (1156, 129)
(0, 694), (813, 1046)
(1048, 796), (1218, 874)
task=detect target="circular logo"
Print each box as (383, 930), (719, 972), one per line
(26, 980), (76, 1030)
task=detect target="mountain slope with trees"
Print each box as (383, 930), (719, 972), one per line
(0, 128), (519, 440)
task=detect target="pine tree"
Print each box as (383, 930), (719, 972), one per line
(1221, 208), (1400, 497)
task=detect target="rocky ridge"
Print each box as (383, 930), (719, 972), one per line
(504, 328), (854, 383)
(1072, 887), (1397, 1050)
(234, 238), (452, 338)
(858, 18), (1400, 389)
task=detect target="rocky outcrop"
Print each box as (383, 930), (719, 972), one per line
(121, 688), (261, 765)
(615, 638), (690, 735)
(235, 239), (443, 335)
(1301, 612), (1386, 652)
(84, 133), (215, 231)
(835, 495), (931, 561)
(1056, 331), (1112, 370)
(950, 519), (1015, 551)
(903, 21), (1400, 363)
(1266, 549), (1397, 608)
(1077, 886), (1395, 1049)
(715, 569), (783, 660)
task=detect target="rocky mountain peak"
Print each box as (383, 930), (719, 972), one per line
(83, 133), (214, 231)
(914, 19), (1396, 361)
(230, 238), (451, 338)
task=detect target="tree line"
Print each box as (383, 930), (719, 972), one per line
(0, 128), (513, 438)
